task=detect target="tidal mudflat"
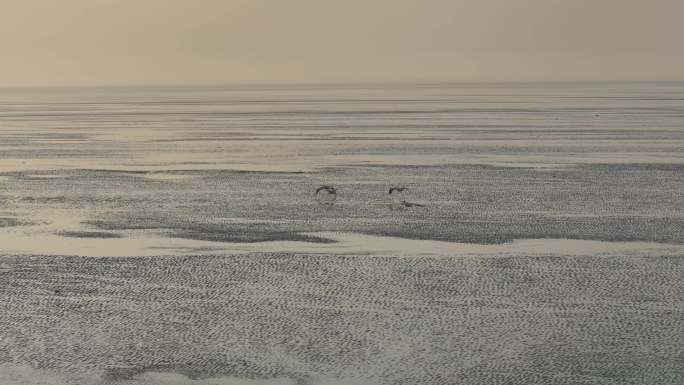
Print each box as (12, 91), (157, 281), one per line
(1, 82), (683, 384)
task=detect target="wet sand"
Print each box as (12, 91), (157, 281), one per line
(1, 252), (683, 385)
(1, 82), (683, 384)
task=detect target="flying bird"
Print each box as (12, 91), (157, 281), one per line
(389, 186), (408, 195)
(316, 185), (337, 194)
(315, 185), (337, 207)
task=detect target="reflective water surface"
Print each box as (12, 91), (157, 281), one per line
(1, 82), (683, 384)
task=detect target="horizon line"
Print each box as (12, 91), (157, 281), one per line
(2, 79), (684, 91)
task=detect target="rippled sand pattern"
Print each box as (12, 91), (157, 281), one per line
(1, 83), (683, 384)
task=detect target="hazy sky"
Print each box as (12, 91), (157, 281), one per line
(1, 0), (683, 86)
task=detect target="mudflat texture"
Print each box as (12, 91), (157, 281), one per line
(2, 253), (684, 385)
(0, 82), (683, 384)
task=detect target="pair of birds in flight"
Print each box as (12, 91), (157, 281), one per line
(315, 185), (426, 209)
